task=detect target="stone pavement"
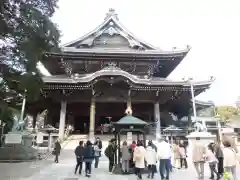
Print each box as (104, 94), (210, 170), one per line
(1, 138), (240, 180)
(0, 160), (53, 180)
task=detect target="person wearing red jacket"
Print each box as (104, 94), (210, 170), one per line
(131, 141), (136, 150)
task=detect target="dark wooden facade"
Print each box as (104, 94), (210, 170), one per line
(35, 9), (214, 133)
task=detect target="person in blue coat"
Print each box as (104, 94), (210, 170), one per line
(83, 140), (95, 177)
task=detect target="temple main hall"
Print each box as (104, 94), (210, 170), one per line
(30, 9), (214, 139)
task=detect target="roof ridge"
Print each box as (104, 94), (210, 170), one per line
(61, 8), (159, 50)
(61, 16), (111, 47)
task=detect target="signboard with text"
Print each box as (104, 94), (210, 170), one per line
(36, 132), (44, 144)
(5, 133), (22, 144)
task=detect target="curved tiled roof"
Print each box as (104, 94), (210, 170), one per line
(42, 9), (191, 77)
(42, 66), (214, 86)
(60, 47), (190, 56)
(195, 100), (215, 107)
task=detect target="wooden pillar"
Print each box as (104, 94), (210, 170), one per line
(89, 98), (96, 140)
(154, 102), (161, 140)
(59, 101), (67, 140)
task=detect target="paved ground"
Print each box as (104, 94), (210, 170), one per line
(1, 137), (240, 180)
(0, 160), (53, 180)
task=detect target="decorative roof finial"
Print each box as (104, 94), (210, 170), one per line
(105, 8), (118, 20)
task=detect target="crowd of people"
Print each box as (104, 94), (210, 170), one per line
(73, 137), (102, 177)
(191, 138), (238, 180)
(104, 138), (172, 180)
(52, 136), (239, 180)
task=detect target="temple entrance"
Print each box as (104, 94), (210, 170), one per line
(67, 102), (90, 134)
(73, 116), (89, 134)
(68, 102), (156, 135)
(95, 102), (126, 134)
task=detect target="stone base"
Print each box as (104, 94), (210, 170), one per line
(0, 132), (37, 161)
(186, 131), (216, 146)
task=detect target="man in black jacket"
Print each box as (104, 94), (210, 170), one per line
(105, 139), (116, 172)
(83, 140), (95, 177)
(54, 140), (61, 163)
(74, 141), (84, 174)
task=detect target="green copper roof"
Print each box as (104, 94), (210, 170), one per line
(116, 115), (147, 125)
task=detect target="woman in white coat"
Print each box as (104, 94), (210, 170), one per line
(222, 141), (238, 180)
(146, 141), (158, 179)
(133, 140), (146, 180)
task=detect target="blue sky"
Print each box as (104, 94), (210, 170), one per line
(40, 0), (240, 106)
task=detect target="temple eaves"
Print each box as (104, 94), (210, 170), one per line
(42, 67), (214, 87)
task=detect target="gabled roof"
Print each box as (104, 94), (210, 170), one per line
(62, 8), (161, 50)
(42, 9), (191, 77)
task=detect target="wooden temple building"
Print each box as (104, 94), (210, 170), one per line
(33, 9), (214, 139)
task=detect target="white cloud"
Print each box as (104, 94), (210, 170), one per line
(48, 0), (240, 106)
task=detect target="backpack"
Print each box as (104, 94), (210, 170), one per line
(104, 146), (110, 158)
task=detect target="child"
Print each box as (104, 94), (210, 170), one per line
(207, 143), (220, 180)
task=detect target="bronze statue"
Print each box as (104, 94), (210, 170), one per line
(193, 121), (206, 132)
(11, 116), (27, 132)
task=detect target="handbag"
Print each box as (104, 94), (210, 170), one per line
(52, 148), (56, 155)
(223, 171), (231, 180)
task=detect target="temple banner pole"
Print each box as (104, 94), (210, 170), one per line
(188, 109), (192, 133)
(20, 90), (27, 122)
(89, 98), (95, 140)
(189, 78), (207, 131)
(190, 81), (197, 117)
(58, 101), (67, 140)
(214, 107), (222, 143)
